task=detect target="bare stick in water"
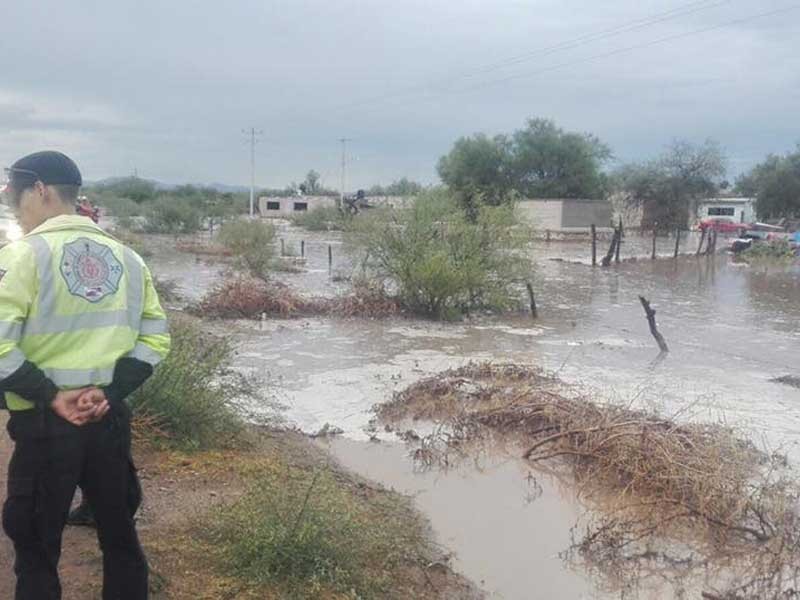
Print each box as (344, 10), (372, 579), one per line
(639, 295), (669, 353)
(526, 282), (538, 319)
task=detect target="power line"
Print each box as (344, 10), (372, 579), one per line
(452, 4), (800, 94)
(339, 138), (352, 206)
(331, 0), (732, 114)
(449, 0), (731, 80)
(242, 127), (263, 217)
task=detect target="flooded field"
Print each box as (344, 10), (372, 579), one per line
(149, 225), (800, 599)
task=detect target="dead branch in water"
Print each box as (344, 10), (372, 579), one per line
(377, 362), (800, 598)
(639, 295), (669, 353)
(601, 227), (620, 267)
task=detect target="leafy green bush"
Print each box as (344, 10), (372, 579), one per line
(290, 205), (347, 231)
(143, 197), (203, 234)
(217, 219), (276, 281)
(130, 317), (252, 449)
(98, 194), (142, 218)
(346, 189), (533, 319)
(742, 238), (797, 261)
(205, 462), (433, 598)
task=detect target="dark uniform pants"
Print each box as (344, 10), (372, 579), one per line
(2, 410), (148, 600)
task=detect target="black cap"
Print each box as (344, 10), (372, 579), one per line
(7, 150), (82, 189)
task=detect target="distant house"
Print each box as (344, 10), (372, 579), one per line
(258, 194), (412, 217)
(258, 195), (337, 217)
(695, 197), (755, 225)
(517, 198), (614, 232)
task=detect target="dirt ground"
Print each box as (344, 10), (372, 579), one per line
(0, 414), (480, 599)
(0, 411), (245, 599)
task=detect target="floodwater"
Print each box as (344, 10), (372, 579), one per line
(149, 225), (800, 599)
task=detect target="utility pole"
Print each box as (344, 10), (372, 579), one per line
(243, 127), (263, 217)
(339, 138), (351, 208)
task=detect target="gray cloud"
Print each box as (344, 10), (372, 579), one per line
(0, 0), (798, 188)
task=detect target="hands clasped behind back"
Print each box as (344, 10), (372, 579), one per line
(50, 387), (110, 426)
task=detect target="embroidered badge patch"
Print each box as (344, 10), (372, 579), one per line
(60, 238), (124, 302)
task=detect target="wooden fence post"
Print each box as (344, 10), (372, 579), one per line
(328, 244), (333, 272)
(602, 227), (620, 267)
(696, 229), (707, 255)
(525, 282), (538, 319)
(673, 228), (681, 258)
(591, 224), (597, 266)
(651, 224), (658, 260)
(301, 240), (305, 258)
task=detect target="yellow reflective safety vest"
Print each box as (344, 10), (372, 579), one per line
(0, 214), (170, 411)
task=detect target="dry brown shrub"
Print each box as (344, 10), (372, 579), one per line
(378, 362), (800, 598)
(193, 277), (402, 320)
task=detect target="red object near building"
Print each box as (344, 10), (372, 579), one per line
(76, 200), (100, 223)
(698, 217), (748, 234)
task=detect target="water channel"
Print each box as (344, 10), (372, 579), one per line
(149, 225), (800, 599)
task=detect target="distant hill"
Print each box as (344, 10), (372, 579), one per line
(86, 177), (249, 194)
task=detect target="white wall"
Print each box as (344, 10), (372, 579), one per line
(517, 200), (563, 230)
(258, 195), (337, 217)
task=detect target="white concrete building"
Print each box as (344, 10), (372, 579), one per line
(696, 197), (756, 224)
(517, 198), (614, 232)
(258, 195), (337, 218)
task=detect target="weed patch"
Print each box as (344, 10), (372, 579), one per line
(130, 316), (260, 450)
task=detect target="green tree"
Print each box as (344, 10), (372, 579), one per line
(437, 133), (514, 219)
(736, 146), (800, 219)
(94, 177), (158, 203)
(368, 178), (425, 196)
(614, 139), (726, 230)
(346, 189), (532, 319)
(143, 197), (203, 234)
(300, 170), (321, 194)
(437, 118), (611, 219)
(508, 118), (611, 199)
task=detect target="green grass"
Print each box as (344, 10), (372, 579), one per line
(130, 316), (256, 450)
(202, 459), (435, 599)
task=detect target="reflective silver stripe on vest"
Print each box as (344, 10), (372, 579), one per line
(123, 247), (144, 333)
(27, 235), (57, 316)
(22, 235), (145, 336)
(0, 320), (23, 342)
(24, 310), (131, 336)
(43, 366), (115, 387)
(125, 342), (164, 366)
(140, 318), (169, 335)
(0, 348), (27, 378)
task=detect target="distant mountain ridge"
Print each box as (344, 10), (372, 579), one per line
(86, 176), (249, 194)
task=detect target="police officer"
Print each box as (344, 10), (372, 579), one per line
(0, 151), (170, 599)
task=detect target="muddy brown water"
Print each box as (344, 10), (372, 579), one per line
(148, 226), (800, 599)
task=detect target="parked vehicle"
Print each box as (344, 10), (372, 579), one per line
(698, 217), (748, 234)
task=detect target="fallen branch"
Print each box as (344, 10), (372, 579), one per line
(638, 295), (669, 353)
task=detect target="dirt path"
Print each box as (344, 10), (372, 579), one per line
(0, 413), (249, 599)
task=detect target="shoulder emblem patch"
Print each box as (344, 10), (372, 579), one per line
(60, 238), (124, 302)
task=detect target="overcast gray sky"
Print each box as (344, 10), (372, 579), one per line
(1, 0), (798, 190)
